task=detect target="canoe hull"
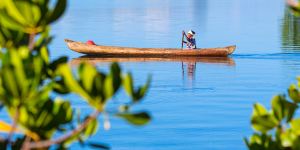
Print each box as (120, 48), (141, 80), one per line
(65, 39), (236, 57)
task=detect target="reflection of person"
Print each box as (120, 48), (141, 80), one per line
(182, 30), (197, 49)
(182, 62), (196, 81)
(187, 62), (196, 80)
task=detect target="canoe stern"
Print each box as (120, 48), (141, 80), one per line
(227, 45), (236, 55)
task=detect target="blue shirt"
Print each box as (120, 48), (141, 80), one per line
(186, 37), (196, 49)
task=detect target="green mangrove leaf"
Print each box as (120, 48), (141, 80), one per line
(47, 0), (67, 24)
(15, 1), (39, 25)
(291, 119), (300, 135)
(252, 103), (268, 116)
(280, 130), (294, 148)
(56, 64), (91, 101)
(78, 63), (97, 93)
(104, 75), (114, 100)
(3, 0), (28, 25)
(18, 98), (73, 139)
(251, 115), (278, 133)
(292, 137), (300, 150)
(0, 32), (5, 47)
(0, 25), (29, 49)
(271, 95), (298, 122)
(28, 83), (53, 106)
(49, 56), (68, 71)
(123, 73), (151, 103)
(288, 84), (300, 103)
(246, 133), (280, 150)
(92, 73), (105, 99)
(116, 111), (151, 126)
(123, 73), (134, 97)
(34, 26), (51, 48)
(18, 46), (29, 59)
(249, 133), (266, 145)
(251, 103), (278, 133)
(31, 2), (42, 23)
(83, 118), (98, 138)
(0, 1), (5, 9)
(0, 10), (25, 31)
(53, 79), (70, 94)
(110, 62), (121, 89)
(10, 49), (31, 96)
(87, 142), (110, 150)
(33, 55), (43, 77)
(134, 76), (151, 102)
(52, 99), (73, 124)
(39, 46), (49, 64)
(104, 63), (121, 100)
(2, 66), (19, 97)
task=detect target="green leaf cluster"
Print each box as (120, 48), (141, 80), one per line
(0, 0), (66, 34)
(245, 79), (300, 150)
(0, 0), (152, 149)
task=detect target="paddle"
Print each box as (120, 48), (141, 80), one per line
(181, 31), (185, 49)
(181, 31), (185, 78)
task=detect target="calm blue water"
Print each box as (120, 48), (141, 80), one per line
(53, 0), (300, 150)
(3, 0), (300, 149)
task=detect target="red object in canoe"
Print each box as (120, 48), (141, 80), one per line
(86, 40), (96, 45)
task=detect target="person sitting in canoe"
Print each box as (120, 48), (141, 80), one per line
(182, 30), (197, 49)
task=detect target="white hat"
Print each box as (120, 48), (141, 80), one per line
(188, 30), (196, 35)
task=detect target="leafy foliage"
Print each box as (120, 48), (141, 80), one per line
(245, 78), (300, 150)
(0, 0), (151, 149)
(116, 112), (151, 126)
(0, 0), (66, 33)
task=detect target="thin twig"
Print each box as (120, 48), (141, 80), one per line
(21, 136), (31, 150)
(27, 110), (100, 149)
(28, 33), (36, 51)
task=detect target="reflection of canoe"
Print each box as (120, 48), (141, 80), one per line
(70, 56), (236, 66)
(65, 39), (236, 57)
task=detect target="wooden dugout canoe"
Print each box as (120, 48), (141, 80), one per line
(65, 39), (236, 57)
